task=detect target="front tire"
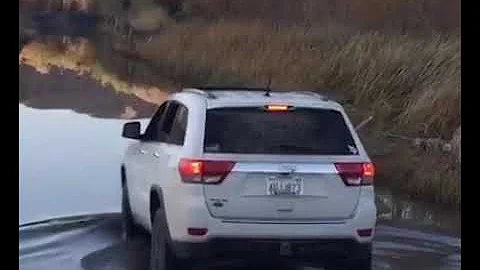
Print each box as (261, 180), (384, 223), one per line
(122, 184), (143, 239)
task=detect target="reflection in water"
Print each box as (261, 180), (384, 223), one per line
(20, 35), (171, 110)
(20, 0), (95, 13)
(19, 35), (172, 119)
(376, 189), (460, 236)
(20, 64), (157, 119)
(20, 36), (96, 75)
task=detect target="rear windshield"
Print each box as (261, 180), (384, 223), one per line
(203, 107), (359, 155)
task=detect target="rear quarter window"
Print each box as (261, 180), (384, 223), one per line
(203, 107), (359, 155)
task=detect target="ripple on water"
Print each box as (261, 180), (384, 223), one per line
(19, 215), (460, 270)
(373, 225), (460, 270)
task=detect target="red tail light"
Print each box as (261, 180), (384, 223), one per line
(178, 159), (235, 184)
(334, 162), (375, 186)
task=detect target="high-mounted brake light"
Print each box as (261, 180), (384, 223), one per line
(264, 105), (292, 112)
(178, 159), (235, 184)
(334, 162), (375, 186)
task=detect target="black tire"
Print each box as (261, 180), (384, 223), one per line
(344, 244), (372, 270)
(318, 244), (372, 270)
(150, 210), (178, 270)
(122, 184), (143, 239)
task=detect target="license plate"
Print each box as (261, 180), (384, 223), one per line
(266, 177), (303, 196)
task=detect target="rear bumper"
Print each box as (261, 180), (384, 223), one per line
(171, 238), (370, 259)
(166, 194), (377, 243)
(163, 187), (376, 258)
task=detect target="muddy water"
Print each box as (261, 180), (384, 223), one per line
(19, 13), (460, 270)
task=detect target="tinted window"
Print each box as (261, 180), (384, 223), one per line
(167, 104), (188, 145)
(142, 102), (168, 141)
(159, 102), (177, 135)
(204, 107), (358, 155)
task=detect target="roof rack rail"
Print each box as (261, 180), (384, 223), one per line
(299, 90), (341, 102)
(182, 88), (216, 99)
(188, 86), (269, 99)
(194, 86), (267, 91)
(289, 91), (329, 101)
(296, 91), (323, 97)
(182, 87), (337, 102)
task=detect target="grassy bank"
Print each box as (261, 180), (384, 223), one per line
(127, 0), (461, 205)
(131, 21), (460, 204)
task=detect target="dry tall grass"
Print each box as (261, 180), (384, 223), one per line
(137, 22), (460, 139)
(187, 0), (460, 33)
(130, 0), (461, 204)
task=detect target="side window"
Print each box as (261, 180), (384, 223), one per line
(143, 101), (188, 145)
(167, 104), (188, 146)
(142, 102), (168, 141)
(158, 102), (178, 136)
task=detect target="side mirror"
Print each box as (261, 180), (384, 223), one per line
(122, 122), (141, 139)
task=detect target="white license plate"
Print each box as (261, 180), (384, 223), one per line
(266, 177), (303, 196)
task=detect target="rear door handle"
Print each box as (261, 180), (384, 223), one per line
(139, 149), (147, 154)
(152, 152), (160, 158)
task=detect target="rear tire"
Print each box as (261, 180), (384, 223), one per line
(122, 184), (143, 239)
(150, 210), (178, 270)
(315, 243), (372, 270)
(344, 244), (372, 270)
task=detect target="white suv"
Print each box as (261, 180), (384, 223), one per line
(121, 88), (377, 270)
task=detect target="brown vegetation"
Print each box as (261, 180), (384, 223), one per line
(131, 0), (461, 204)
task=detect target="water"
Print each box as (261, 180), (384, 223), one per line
(19, 12), (460, 270)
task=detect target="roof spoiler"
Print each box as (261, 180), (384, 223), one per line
(190, 85), (340, 99)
